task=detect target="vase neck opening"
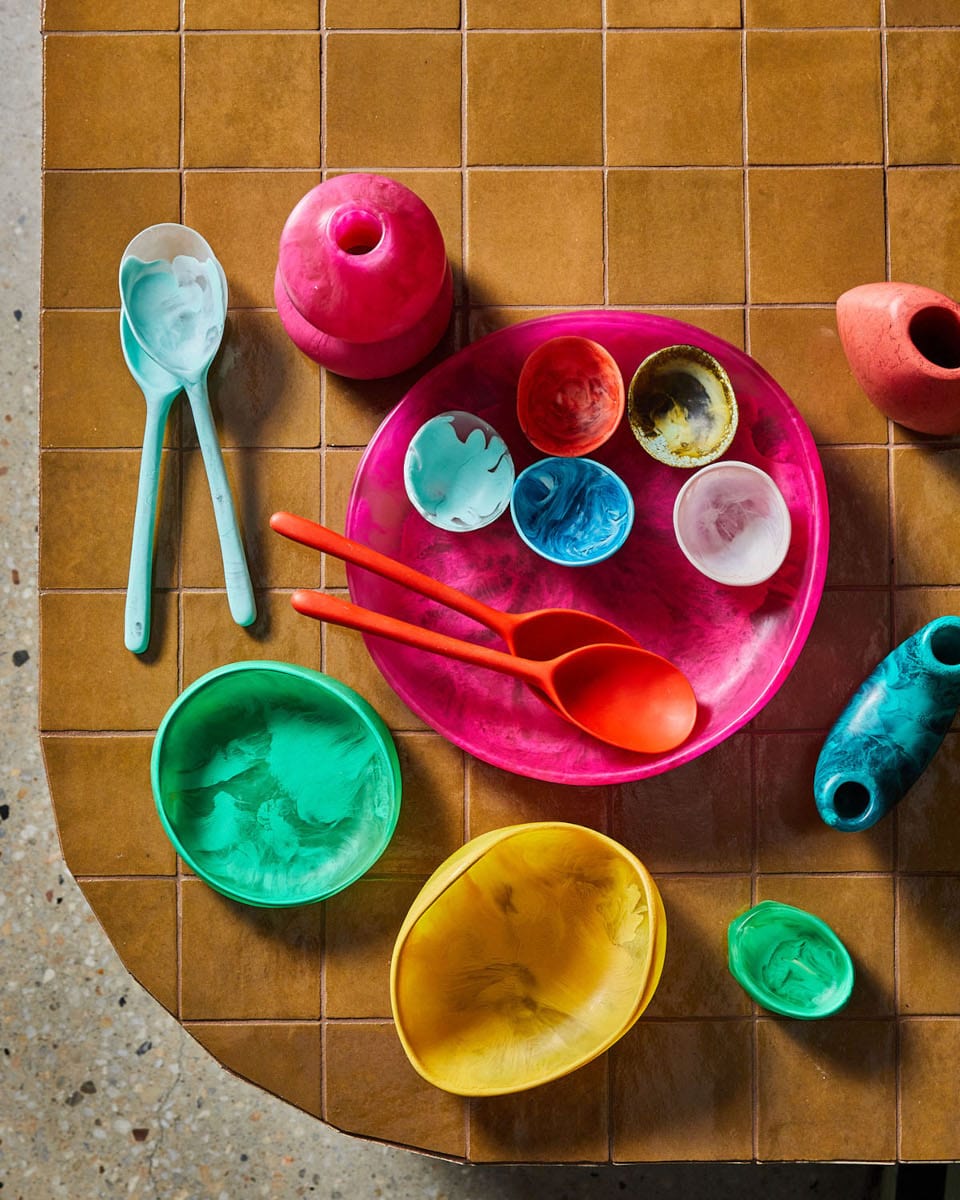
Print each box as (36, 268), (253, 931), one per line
(927, 619), (960, 669)
(908, 306), (960, 371)
(831, 779), (873, 827)
(331, 205), (384, 256)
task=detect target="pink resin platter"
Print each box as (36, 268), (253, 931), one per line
(344, 311), (828, 785)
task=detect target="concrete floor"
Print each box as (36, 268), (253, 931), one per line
(0, 4), (893, 1195)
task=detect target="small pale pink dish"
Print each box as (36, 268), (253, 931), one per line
(673, 461), (792, 587)
(517, 335), (625, 456)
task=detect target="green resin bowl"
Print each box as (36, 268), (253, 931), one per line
(727, 900), (854, 1019)
(151, 661), (401, 907)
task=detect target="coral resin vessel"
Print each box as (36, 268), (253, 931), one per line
(836, 282), (960, 434)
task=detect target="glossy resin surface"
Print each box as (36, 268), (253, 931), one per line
(346, 311), (828, 784)
(815, 616), (960, 832)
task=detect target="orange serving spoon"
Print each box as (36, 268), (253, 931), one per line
(290, 589), (697, 755)
(270, 511), (639, 660)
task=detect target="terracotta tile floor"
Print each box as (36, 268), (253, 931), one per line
(39, 3), (960, 1164)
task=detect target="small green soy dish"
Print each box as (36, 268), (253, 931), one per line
(151, 661), (401, 907)
(727, 900), (854, 1019)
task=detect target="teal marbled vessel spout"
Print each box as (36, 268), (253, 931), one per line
(815, 616), (960, 832)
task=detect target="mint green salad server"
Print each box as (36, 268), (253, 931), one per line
(119, 223), (256, 648)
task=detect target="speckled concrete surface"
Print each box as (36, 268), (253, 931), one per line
(0, 3), (895, 1196)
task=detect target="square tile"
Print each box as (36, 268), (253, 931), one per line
(895, 587), (960, 649)
(200, 311), (320, 448)
(607, 33), (742, 167)
(44, 35), (179, 169)
(468, 0), (600, 25)
(41, 311), (180, 450)
(181, 448), (321, 589)
(608, 0), (742, 24)
(607, 170), (744, 304)
(181, 590), (320, 686)
(748, 168), (885, 303)
(612, 734), (752, 873)
(43, 0), (180, 28)
(756, 1020), (896, 1161)
(327, 0), (460, 26)
(888, 0), (960, 21)
(185, 1022), (321, 1117)
(820, 447), (890, 586)
(467, 33), (602, 166)
(746, 0), (879, 24)
(898, 733), (960, 871)
(888, 169), (960, 301)
(40, 449), (179, 589)
(183, 33), (321, 168)
(468, 757), (609, 836)
(183, 171), (321, 307)
(42, 172), (180, 308)
(748, 307), (887, 444)
(40, 593), (179, 732)
(80, 879), (178, 1014)
(645, 307), (745, 347)
(324, 624), (429, 731)
(325, 878), (425, 1017)
(380, 733), (464, 874)
(467, 171), (604, 305)
(184, 0), (319, 27)
(324, 1022), (466, 1156)
(899, 1018), (960, 1160)
(889, 33), (960, 165)
(755, 732), (894, 873)
(325, 33), (460, 168)
(324, 320), (458, 446)
(645, 876), (753, 1018)
(755, 874), (895, 1017)
(180, 878), (323, 1019)
(747, 32), (881, 165)
(894, 447), (960, 585)
(470, 1057), (608, 1162)
(611, 1021), (753, 1161)
(755, 589), (890, 730)
(899, 875), (960, 1013)
(43, 735), (176, 875)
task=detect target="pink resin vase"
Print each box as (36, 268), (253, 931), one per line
(275, 174), (453, 380)
(836, 282), (960, 434)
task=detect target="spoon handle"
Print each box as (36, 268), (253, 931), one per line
(270, 511), (513, 638)
(290, 590), (551, 694)
(124, 405), (166, 653)
(185, 378), (257, 628)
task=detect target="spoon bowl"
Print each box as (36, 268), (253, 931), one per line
(290, 590), (697, 755)
(119, 223), (256, 629)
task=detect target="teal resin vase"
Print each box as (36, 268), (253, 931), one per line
(815, 616), (960, 832)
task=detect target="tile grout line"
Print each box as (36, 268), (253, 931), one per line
(879, 0), (904, 1161)
(175, 0), (187, 1026)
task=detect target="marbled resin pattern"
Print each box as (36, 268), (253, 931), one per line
(510, 456), (634, 566)
(152, 663), (401, 906)
(391, 823), (665, 1096)
(403, 410), (514, 532)
(346, 310), (828, 785)
(815, 616), (960, 832)
(727, 901), (854, 1020)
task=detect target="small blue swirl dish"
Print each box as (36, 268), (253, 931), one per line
(510, 456), (635, 567)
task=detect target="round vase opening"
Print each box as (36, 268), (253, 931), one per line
(929, 620), (960, 667)
(908, 306), (960, 371)
(832, 780), (873, 823)
(332, 206), (384, 256)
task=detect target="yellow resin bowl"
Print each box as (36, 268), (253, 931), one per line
(390, 822), (666, 1096)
